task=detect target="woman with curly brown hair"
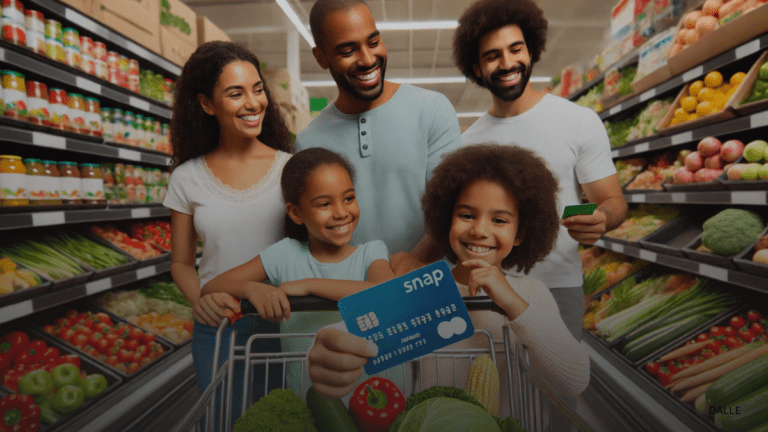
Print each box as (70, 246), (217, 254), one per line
(163, 41), (291, 418)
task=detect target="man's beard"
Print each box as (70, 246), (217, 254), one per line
(482, 64), (532, 102)
(331, 57), (387, 102)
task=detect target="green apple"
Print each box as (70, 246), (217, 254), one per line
(740, 163), (763, 180)
(51, 385), (84, 414)
(79, 374), (108, 400)
(760, 164), (768, 180)
(51, 363), (81, 388)
(744, 140), (768, 163)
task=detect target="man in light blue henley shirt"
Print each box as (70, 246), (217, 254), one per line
(296, 0), (462, 273)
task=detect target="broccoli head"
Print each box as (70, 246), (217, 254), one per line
(702, 209), (765, 255)
(234, 388), (317, 432)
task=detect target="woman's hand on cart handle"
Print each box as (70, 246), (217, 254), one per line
(193, 293), (241, 327)
(307, 326), (379, 399)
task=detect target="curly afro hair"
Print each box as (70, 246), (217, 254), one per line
(422, 144), (560, 274)
(453, 0), (548, 87)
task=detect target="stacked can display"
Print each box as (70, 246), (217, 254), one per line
(1, 0), (26, 47)
(2, 70), (26, 120)
(23, 8), (44, 54)
(103, 163), (167, 205)
(44, 18), (64, 63)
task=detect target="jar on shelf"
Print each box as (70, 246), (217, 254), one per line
(101, 107), (114, 141)
(123, 110), (135, 145)
(163, 78), (174, 105)
(118, 54), (129, 88)
(47, 87), (69, 131)
(80, 163), (105, 204)
(2, 0), (26, 47)
(24, 158), (48, 205)
(152, 119), (162, 151)
(2, 70), (27, 120)
(44, 19), (64, 63)
(0, 84), (4, 113)
(143, 116), (155, 149)
(25, 80), (49, 126)
(0, 155), (28, 206)
(93, 41), (108, 80)
(134, 113), (145, 147)
(57, 161), (81, 204)
(24, 9), (45, 55)
(127, 59), (139, 93)
(114, 163), (125, 186)
(112, 108), (125, 142)
(101, 163), (114, 187)
(124, 173), (136, 203)
(67, 93), (87, 134)
(106, 51), (120, 86)
(42, 160), (61, 205)
(79, 35), (95, 75)
(62, 27), (81, 69)
(84, 97), (102, 137)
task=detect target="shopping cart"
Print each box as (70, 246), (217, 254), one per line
(173, 296), (591, 432)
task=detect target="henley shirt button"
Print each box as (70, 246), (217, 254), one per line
(360, 118), (366, 123)
(362, 144), (369, 150)
(361, 131), (367, 136)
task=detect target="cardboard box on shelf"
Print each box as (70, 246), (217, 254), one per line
(262, 68), (292, 107)
(197, 16), (231, 45)
(160, 0), (198, 66)
(91, 0), (161, 54)
(60, 0), (93, 16)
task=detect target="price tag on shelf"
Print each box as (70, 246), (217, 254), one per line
(611, 150), (619, 158)
(0, 301), (33, 324)
(731, 191), (767, 205)
(682, 66), (704, 82)
(64, 8), (96, 32)
(609, 105), (622, 116)
(131, 208), (151, 219)
(698, 264), (728, 282)
(630, 194), (646, 203)
(32, 132), (66, 149)
(639, 249), (657, 262)
(735, 40), (760, 59)
(128, 96), (151, 112)
(137, 266), (157, 279)
(610, 242), (625, 253)
(752, 112), (768, 129)
(671, 131), (693, 146)
(32, 212), (66, 226)
(118, 148), (142, 161)
(671, 193), (687, 203)
(635, 143), (650, 153)
(86, 278), (112, 295)
(0, 47), (5, 61)
(639, 88), (656, 102)
(75, 77), (101, 95)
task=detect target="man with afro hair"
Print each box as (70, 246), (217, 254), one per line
(454, 0), (627, 341)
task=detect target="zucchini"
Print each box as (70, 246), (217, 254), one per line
(306, 386), (360, 432)
(706, 354), (768, 408)
(695, 393), (709, 416)
(623, 315), (710, 362)
(623, 305), (726, 342)
(714, 385), (768, 432)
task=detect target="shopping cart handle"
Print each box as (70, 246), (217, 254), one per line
(239, 296), (505, 315)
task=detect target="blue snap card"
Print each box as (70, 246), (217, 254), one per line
(337, 261), (474, 375)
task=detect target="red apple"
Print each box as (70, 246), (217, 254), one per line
(705, 154), (724, 170)
(684, 151), (704, 172)
(698, 137), (722, 157)
(673, 167), (694, 184)
(727, 163), (747, 180)
(693, 168), (723, 183)
(720, 140), (744, 163)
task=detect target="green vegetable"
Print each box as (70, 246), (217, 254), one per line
(79, 374), (108, 400)
(305, 386), (360, 432)
(18, 369), (53, 398)
(233, 388), (317, 432)
(43, 231), (130, 270)
(0, 236), (85, 280)
(139, 280), (192, 308)
(37, 393), (60, 424)
(706, 354), (768, 408)
(51, 385), (85, 415)
(701, 209), (764, 255)
(51, 363), (80, 388)
(622, 314), (711, 362)
(582, 269), (606, 295)
(760, 62), (768, 81)
(714, 385), (768, 432)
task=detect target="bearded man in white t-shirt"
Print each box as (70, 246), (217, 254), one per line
(454, 0), (628, 341)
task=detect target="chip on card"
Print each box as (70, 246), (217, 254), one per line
(337, 261), (474, 375)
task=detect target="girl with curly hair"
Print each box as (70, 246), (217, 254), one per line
(163, 41), (292, 417)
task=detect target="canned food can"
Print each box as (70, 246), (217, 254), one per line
(84, 97), (101, 137)
(62, 27), (79, 48)
(92, 41), (106, 61)
(114, 163), (125, 185)
(25, 80), (49, 125)
(24, 9), (44, 30)
(127, 59), (139, 93)
(101, 107), (114, 141)
(2, 18), (26, 46)
(118, 55), (129, 88)
(108, 66), (120, 86)
(94, 59), (108, 80)
(106, 51), (119, 69)
(44, 38), (63, 62)
(79, 36), (92, 56)
(80, 54), (95, 75)
(67, 93), (87, 134)
(44, 19), (62, 42)
(63, 45), (81, 68)
(2, 0), (24, 23)
(2, 70), (27, 120)
(25, 29), (44, 54)
(134, 114), (145, 147)
(112, 108), (124, 142)
(47, 87), (69, 130)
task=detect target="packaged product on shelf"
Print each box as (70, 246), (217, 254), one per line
(58, 161), (81, 204)
(0, 256), (43, 294)
(615, 157), (648, 187)
(134, 113), (145, 147)
(127, 59), (139, 93)
(24, 80), (48, 126)
(44, 18), (63, 63)
(101, 107), (114, 141)
(106, 51), (120, 86)
(603, 65), (637, 106)
(80, 163), (105, 204)
(23, 9), (45, 55)
(143, 116), (155, 149)
(23, 158), (47, 205)
(67, 93), (87, 134)
(0, 155), (28, 206)
(114, 163), (125, 185)
(63, 44), (81, 69)
(79, 35), (95, 75)
(47, 87), (69, 131)
(118, 55), (129, 88)
(0, 84), (3, 113)
(604, 204), (680, 242)
(84, 97), (102, 137)
(626, 98), (673, 141)
(62, 27), (78, 50)
(90, 225), (165, 260)
(163, 78), (174, 105)
(152, 119), (162, 150)
(112, 108), (124, 142)
(101, 163), (114, 188)
(1, 0), (26, 47)
(42, 160), (62, 205)
(2, 70), (27, 120)
(123, 110), (135, 145)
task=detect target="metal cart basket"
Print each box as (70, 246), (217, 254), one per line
(172, 297), (592, 432)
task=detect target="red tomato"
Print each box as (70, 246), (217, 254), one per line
(82, 345), (97, 356)
(125, 362), (140, 374)
(105, 333), (119, 345)
(130, 351), (143, 364)
(42, 325), (56, 334)
(76, 326), (94, 338)
(40, 347), (60, 363)
(83, 317), (99, 330)
(667, 361), (681, 375)
(117, 349), (132, 364)
(701, 349), (715, 359)
(73, 334), (89, 348)
(710, 326), (724, 337)
(135, 345), (148, 356)
(57, 354), (81, 368)
(58, 327), (74, 340)
(88, 332), (104, 347)
(105, 346), (119, 357)
(124, 339), (139, 351)
(96, 338), (110, 353)
(128, 327), (144, 341)
(657, 369), (672, 386)
(695, 333), (709, 342)
(705, 340), (722, 354)
(96, 323), (111, 335)
(750, 322), (764, 335)
(95, 312), (113, 326)
(724, 326), (736, 337)
(746, 310), (763, 323)
(646, 362), (660, 375)
(738, 328), (755, 343)
(106, 356), (119, 366)
(730, 316), (747, 329)
(724, 336), (743, 348)
(141, 333), (155, 345)
(113, 339), (125, 349)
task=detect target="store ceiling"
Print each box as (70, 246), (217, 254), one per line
(184, 0), (617, 130)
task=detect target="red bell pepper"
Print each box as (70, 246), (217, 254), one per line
(348, 377), (405, 432)
(0, 394), (40, 432)
(1, 332), (29, 359)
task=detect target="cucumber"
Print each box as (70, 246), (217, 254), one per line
(306, 386), (360, 432)
(695, 393), (710, 416)
(706, 354), (768, 408)
(714, 385), (768, 432)
(623, 315), (710, 362)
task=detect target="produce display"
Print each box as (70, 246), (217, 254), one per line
(0, 394), (40, 432)
(704, 350), (768, 431)
(602, 66), (637, 105)
(626, 99), (674, 141)
(698, 209), (764, 255)
(724, 139), (768, 181)
(669, 137), (743, 185)
(667, 71), (744, 127)
(0, 236), (88, 282)
(605, 116), (639, 148)
(742, 57), (768, 104)
(579, 247), (649, 296)
(751, 232), (768, 264)
(625, 150), (686, 190)
(40, 230), (132, 271)
(90, 225), (166, 260)
(574, 82), (604, 112)
(0, 257), (43, 296)
(42, 308), (167, 375)
(130, 221), (172, 252)
(234, 388), (317, 432)
(615, 158), (647, 187)
(604, 204), (679, 241)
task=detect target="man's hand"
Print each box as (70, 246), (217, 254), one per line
(193, 293), (241, 327)
(561, 209), (608, 245)
(390, 252), (427, 276)
(308, 327), (378, 398)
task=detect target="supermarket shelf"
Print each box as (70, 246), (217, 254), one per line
(568, 49), (641, 101)
(594, 238), (768, 294)
(611, 109), (768, 158)
(623, 190), (768, 205)
(27, 0), (181, 78)
(0, 42), (172, 119)
(0, 123), (171, 166)
(598, 33), (768, 121)
(0, 205), (169, 231)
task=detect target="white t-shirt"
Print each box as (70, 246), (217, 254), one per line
(163, 151), (291, 286)
(462, 94), (616, 288)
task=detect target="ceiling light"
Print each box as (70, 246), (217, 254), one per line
(377, 20), (458, 30)
(276, 0), (315, 47)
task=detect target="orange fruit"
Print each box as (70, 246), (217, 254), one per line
(713, 93), (728, 110)
(674, 107), (689, 121)
(696, 101), (715, 116)
(689, 80), (704, 97)
(730, 72), (746, 87)
(704, 71), (723, 88)
(697, 87), (715, 102)
(688, 112), (700, 121)
(680, 96), (698, 112)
